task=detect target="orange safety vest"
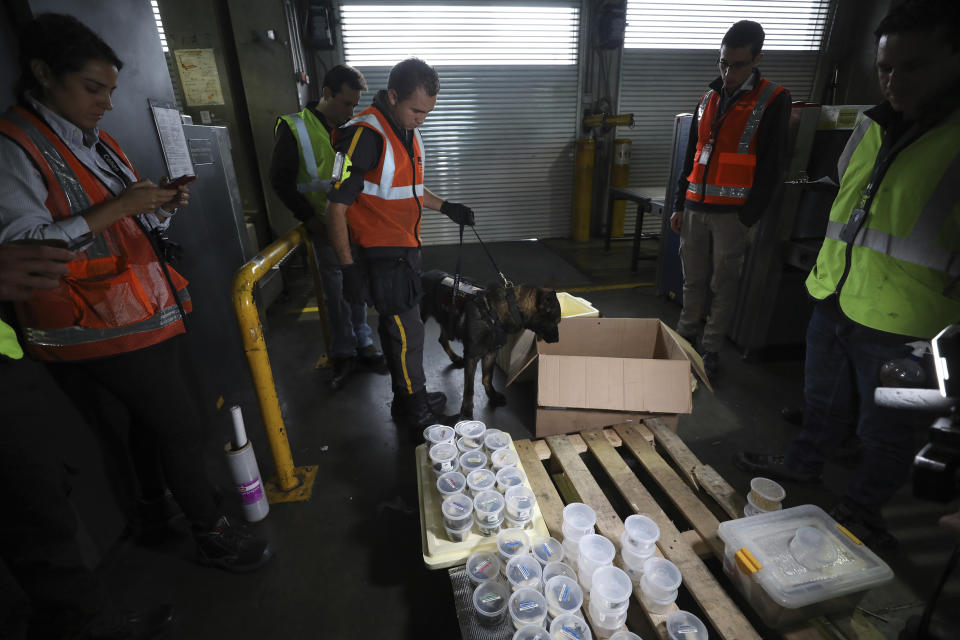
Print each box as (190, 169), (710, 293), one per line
(340, 106), (424, 248)
(685, 78), (785, 207)
(0, 105), (192, 361)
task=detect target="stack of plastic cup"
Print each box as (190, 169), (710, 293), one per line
(459, 449), (488, 475)
(429, 442), (458, 476)
(497, 466), (527, 493)
(466, 550), (501, 584)
(509, 588), (548, 630)
(542, 561), (578, 584)
(744, 476), (786, 516)
(423, 424), (455, 446)
(550, 613), (593, 640)
(609, 632), (643, 640)
(543, 575), (584, 621)
(457, 436), (484, 454)
(455, 420), (487, 449)
(561, 503), (597, 568)
(505, 485), (537, 529)
(484, 429), (512, 455)
(666, 610), (707, 639)
(531, 536), (564, 566)
(513, 625), (551, 640)
(506, 554), (543, 591)
(441, 494), (474, 542)
(473, 580), (510, 627)
(639, 557), (682, 614)
(474, 489), (506, 536)
(577, 534), (616, 592)
(621, 514), (660, 582)
(588, 566), (633, 635)
(467, 468), (497, 498)
(491, 448), (520, 473)
(436, 470), (467, 499)
(497, 528), (530, 572)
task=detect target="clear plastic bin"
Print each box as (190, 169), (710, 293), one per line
(717, 504), (894, 628)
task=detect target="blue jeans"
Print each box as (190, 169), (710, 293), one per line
(786, 302), (918, 510)
(314, 240), (373, 358)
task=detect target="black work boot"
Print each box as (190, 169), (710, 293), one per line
(397, 389), (456, 435)
(391, 390), (447, 420)
(326, 356), (356, 391)
(195, 515), (274, 573)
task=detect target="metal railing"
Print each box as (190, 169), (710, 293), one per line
(232, 225), (329, 502)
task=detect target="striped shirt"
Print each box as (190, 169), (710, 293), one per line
(0, 94), (172, 244)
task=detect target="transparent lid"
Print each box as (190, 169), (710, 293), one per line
(509, 588), (547, 623)
(466, 550), (501, 581)
(485, 430), (512, 450)
(549, 613), (592, 640)
(473, 580), (510, 615)
(562, 503), (597, 530)
(497, 466), (526, 488)
(429, 442), (457, 461)
(666, 610), (707, 639)
(497, 527), (530, 557)
(467, 468), (497, 491)
(436, 471), (466, 494)
(455, 420), (486, 439)
(717, 504), (894, 608)
(423, 424), (455, 444)
(506, 554), (543, 589)
(542, 561), (578, 584)
(459, 450), (488, 471)
(474, 490), (506, 516)
(532, 536), (564, 564)
(492, 448), (520, 468)
(441, 494), (473, 520)
(513, 624), (551, 640)
(543, 575), (583, 613)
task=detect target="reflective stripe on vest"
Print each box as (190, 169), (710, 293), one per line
(25, 297), (188, 347)
(686, 183), (750, 200)
(825, 147), (960, 277)
(344, 112), (425, 200)
(837, 117), (872, 181)
(737, 81), (780, 152)
(287, 112), (331, 194)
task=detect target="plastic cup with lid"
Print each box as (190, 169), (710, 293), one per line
(467, 468), (497, 498)
(550, 612), (593, 640)
(444, 519), (474, 543)
(640, 589), (677, 615)
(531, 536), (564, 566)
(666, 610), (707, 639)
(423, 424), (455, 446)
(506, 485), (537, 521)
(455, 420), (487, 449)
(509, 587), (548, 630)
(506, 553), (543, 591)
(441, 494), (474, 530)
(749, 476), (786, 511)
(591, 566), (633, 611)
(497, 466), (527, 493)
(608, 632), (643, 640)
(624, 514), (660, 551)
(505, 512), (534, 531)
(561, 539), (580, 570)
(429, 442), (458, 476)
(514, 625), (551, 640)
(543, 575), (584, 620)
(436, 470), (467, 498)
(474, 489), (506, 525)
(789, 525), (839, 570)
(578, 534), (616, 573)
(477, 514), (504, 537)
(640, 557), (682, 601)
(491, 448), (520, 472)
(587, 598), (628, 633)
(497, 527), (530, 565)
(457, 436), (483, 454)
(466, 550), (502, 584)
(542, 561), (578, 585)
(485, 429), (512, 455)
(459, 449), (488, 475)
(473, 579), (510, 626)
(562, 503), (597, 534)
(745, 490), (783, 514)
(620, 532), (656, 571)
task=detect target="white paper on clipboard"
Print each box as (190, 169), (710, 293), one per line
(149, 100), (194, 180)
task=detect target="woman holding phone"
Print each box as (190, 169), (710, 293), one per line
(0, 13), (272, 574)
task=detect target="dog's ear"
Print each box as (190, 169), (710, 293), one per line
(538, 289), (561, 322)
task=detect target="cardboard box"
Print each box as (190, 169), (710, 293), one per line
(508, 317), (708, 437)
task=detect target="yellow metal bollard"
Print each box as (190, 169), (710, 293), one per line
(232, 225), (320, 502)
(611, 138), (632, 237)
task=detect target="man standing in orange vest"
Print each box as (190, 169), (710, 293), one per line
(670, 20), (791, 378)
(327, 58), (475, 433)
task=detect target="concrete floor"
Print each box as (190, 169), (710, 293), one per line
(97, 238), (959, 639)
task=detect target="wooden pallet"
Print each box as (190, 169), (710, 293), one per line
(514, 419), (883, 640)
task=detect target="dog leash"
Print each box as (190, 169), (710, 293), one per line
(449, 223), (523, 333)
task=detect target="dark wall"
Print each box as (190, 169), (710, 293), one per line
(827, 0), (893, 105)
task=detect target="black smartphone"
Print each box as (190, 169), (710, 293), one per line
(167, 174), (197, 188)
(10, 237), (68, 249)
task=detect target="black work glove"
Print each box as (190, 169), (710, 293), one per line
(441, 201), (475, 226)
(340, 264), (365, 306)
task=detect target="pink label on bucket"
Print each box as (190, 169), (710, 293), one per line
(238, 478), (263, 505)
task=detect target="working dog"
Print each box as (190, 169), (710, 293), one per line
(420, 270), (562, 418)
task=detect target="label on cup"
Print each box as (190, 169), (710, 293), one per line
(504, 540), (523, 551)
(517, 563), (531, 579)
(517, 600), (538, 612)
(561, 626), (583, 639)
(677, 624), (697, 634)
(559, 583), (569, 603)
(481, 593), (501, 604)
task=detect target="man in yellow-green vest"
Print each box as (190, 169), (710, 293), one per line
(270, 64), (386, 390)
(736, 0), (960, 550)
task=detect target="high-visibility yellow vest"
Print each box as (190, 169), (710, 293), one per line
(0, 319), (22, 359)
(806, 108), (960, 338)
(275, 107), (337, 222)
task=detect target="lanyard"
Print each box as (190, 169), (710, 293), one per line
(94, 142), (133, 192)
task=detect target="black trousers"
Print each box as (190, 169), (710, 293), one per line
(0, 355), (105, 640)
(362, 248), (426, 396)
(47, 336), (218, 529)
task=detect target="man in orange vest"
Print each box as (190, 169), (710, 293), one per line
(670, 20), (791, 378)
(327, 58), (475, 433)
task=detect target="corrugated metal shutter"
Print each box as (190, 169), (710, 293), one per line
(339, 1), (580, 245)
(619, 1), (832, 234)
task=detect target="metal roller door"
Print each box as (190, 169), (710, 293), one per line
(339, 1), (581, 245)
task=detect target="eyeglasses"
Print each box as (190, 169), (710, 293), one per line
(717, 58), (754, 71)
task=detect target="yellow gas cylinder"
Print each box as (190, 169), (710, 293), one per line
(611, 138), (632, 237)
(573, 138), (595, 242)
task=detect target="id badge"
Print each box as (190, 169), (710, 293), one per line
(839, 208), (866, 243)
(698, 143), (713, 165)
